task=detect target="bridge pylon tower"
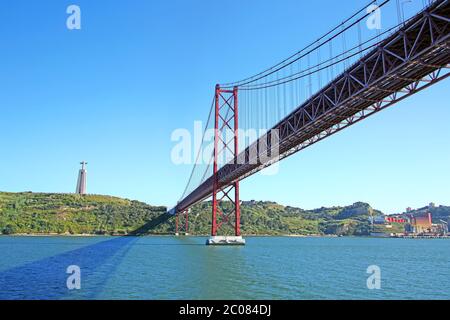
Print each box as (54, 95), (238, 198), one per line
(175, 209), (189, 236)
(206, 85), (245, 246)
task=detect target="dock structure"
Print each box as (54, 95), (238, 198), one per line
(400, 235), (449, 239)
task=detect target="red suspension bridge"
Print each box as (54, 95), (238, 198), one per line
(170, 0), (450, 245)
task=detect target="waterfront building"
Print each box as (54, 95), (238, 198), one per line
(409, 212), (432, 234)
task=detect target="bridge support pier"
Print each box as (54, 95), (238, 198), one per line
(207, 85), (245, 246)
(206, 236), (245, 246)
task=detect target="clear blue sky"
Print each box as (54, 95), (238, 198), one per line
(0, 0), (448, 214)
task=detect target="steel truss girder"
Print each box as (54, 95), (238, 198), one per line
(244, 66), (450, 176)
(175, 0), (450, 214)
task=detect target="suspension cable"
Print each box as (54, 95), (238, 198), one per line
(179, 95), (215, 200)
(220, 0), (390, 88)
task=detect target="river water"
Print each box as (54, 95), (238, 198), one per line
(0, 236), (448, 300)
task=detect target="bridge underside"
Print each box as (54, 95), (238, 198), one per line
(175, 0), (450, 214)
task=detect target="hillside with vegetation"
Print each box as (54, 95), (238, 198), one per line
(187, 200), (382, 236)
(0, 192), (168, 235)
(1, 192), (448, 236)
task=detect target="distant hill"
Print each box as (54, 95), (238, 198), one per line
(0, 192), (168, 235)
(185, 200), (382, 236)
(1, 191), (448, 236)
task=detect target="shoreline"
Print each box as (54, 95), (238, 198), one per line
(0, 233), (342, 238)
(2, 233), (447, 239)
(1, 231), (448, 239)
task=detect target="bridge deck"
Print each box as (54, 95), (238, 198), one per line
(175, 0), (450, 214)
